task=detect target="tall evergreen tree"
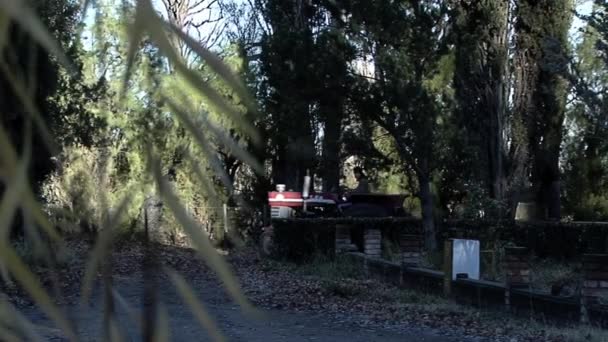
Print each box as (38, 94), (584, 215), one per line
(348, 0), (449, 250)
(511, 0), (572, 219)
(259, 0), (320, 190)
(0, 0), (80, 192)
(563, 2), (608, 219)
(315, 20), (354, 192)
(452, 0), (510, 205)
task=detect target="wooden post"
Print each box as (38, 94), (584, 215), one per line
(263, 205), (269, 226)
(223, 203), (229, 234)
(443, 239), (453, 297)
(213, 204), (226, 243)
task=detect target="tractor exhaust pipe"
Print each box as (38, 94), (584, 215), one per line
(302, 169), (311, 212)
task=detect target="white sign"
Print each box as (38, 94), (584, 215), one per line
(452, 239), (480, 280)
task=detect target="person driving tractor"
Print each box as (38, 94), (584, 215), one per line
(352, 167), (370, 193)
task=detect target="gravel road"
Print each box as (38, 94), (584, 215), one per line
(24, 274), (475, 342)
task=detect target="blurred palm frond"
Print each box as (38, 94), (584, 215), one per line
(0, 0), (261, 340)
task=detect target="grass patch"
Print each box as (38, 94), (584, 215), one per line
(393, 289), (444, 305)
(381, 238), (401, 262)
(258, 251), (608, 342)
(257, 253), (364, 281)
(296, 254), (365, 280)
(531, 258), (580, 295)
(543, 325), (608, 342)
(420, 249), (443, 270)
(272, 254), (368, 299)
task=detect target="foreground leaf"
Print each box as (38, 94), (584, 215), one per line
(0, 243), (77, 341)
(0, 299), (44, 342)
(81, 193), (133, 304)
(0, 0), (73, 71)
(153, 303), (170, 342)
(148, 151), (257, 316)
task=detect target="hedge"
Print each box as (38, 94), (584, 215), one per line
(443, 219), (608, 258)
(270, 217), (608, 261)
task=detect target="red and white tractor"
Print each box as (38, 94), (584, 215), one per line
(260, 171), (409, 255)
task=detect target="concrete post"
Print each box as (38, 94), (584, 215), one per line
(363, 228), (382, 258)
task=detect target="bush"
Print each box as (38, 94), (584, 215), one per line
(575, 194), (608, 221)
(41, 145), (116, 234)
(443, 219), (608, 258)
(40, 144), (237, 244)
(456, 182), (509, 220)
(271, 217), (608, 261)
(271, 219), (335, 262)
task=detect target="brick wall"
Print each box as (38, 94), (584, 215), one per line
(364, 229), (382, 258)
(582, 254), (608, 306)
(399, 234), (423, 266)
(504, 247), (530, 287)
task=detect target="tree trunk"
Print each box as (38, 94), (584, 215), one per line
(321, 99), (343, 192)
(533, 146), (562, 220)
(417, 171), (437, 251)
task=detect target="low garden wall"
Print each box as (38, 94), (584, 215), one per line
(271, 217), (421, 261)
(269, 217), (608, 325)
(345, 252), (608, 326)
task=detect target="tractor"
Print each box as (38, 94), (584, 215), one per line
(260, 171), (409, 255)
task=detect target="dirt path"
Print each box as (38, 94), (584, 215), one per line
(24, 273), (473, 341)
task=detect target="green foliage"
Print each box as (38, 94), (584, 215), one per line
(1, 0), (264, 338)
(456, 183), (508, 220)
(345, 0), (450, 249)
(296, 254), (365, 280)
(511, 0), (573, 219)
(445, 219), (608, 258)
(38, 0), (268, 238)
(41, 144), (148, 234)
(369, 126), (410, 195)
(0, 0), (80, 197)
(562, 4), (608, 220)
(451, 0), (508, 202)
(5, 0), (608, 338)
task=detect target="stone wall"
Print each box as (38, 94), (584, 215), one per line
(582, 254), (608, 308)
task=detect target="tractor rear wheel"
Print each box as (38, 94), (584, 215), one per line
(259, 226), (274, 257)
